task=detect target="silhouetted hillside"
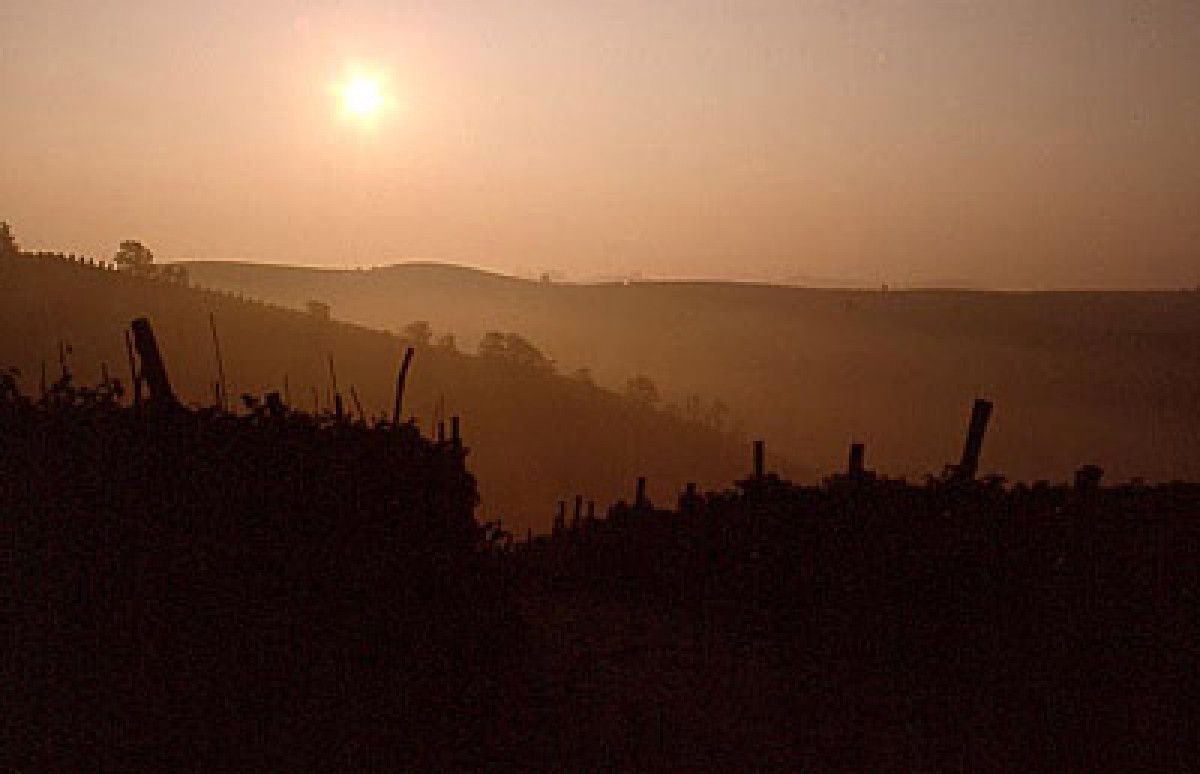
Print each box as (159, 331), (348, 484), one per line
(0, 247), (746, 531)
(507, 467), (1200, 771)
(4, 368), (516, 770)
(182, 259), (1200, 483)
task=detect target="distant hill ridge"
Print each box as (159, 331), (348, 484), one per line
(1, 243), (749, 531)
(178, 257), (1200, 485)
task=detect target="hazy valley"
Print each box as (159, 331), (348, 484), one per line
(182, 259), (1200, 484)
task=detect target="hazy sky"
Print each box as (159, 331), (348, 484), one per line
(3, 1), (1198, 287)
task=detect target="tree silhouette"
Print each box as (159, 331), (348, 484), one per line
(435, 332), (458, 352)
(402, 320), (433, 346)
(113, 239), (155, 274)
(0, 222), (17, 257)
(479, 331), (554, 372)
(305, 299), (331, 320)
(625, 374), (660, 406)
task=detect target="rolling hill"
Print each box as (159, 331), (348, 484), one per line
(0, 248), (747, 531)
(180, 259), (1200, 484)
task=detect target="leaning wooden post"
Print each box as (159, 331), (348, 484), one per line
(208, 312), (228, 412)
(327, 355), (342, 420)
(848, 443), (865, 480)
(349, 385), (366, 422)
(392, 347), (415, 426)
(130, 318), (176, 404)
(635, 476), (647, 509)
(123, 330), (141, 406)
(958, 398), (993, 480)
(753, 440), (765, 479)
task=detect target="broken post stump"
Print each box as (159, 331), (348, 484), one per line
(849, 443), (865, 480)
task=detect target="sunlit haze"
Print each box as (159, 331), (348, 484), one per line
(3, 1), (1198, 287)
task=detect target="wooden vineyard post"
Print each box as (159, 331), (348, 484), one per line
(208, 312), (227, 412)
(349, 385), (366, 423)
(958, 398), (993, 481)
(327, 355), (342, 420)
(753, 440), (765, 480)
(554, 501), (566, 535)
(392, 347), (415, 426)
(682, 482), (698, 511)
(635, 476), (647, 510)
(849, 443), (865, 480)
(124, 330), (141, 406)
(130, 318), (176, 405)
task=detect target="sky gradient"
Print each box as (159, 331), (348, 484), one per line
(3, 1), (1198, 287)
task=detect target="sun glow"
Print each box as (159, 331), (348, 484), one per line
(341, 76), (384, 118)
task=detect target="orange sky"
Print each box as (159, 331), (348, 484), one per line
(2, 1), (1198, 287)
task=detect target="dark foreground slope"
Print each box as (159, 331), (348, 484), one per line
(183, 260), (1200, 484)
(5, 339), (1196, 771)
(2, 376), (516, 771)
(499, 471), (1200, 771)
(0, 250), (744, 530)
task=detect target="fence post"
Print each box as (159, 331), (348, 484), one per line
(392, 347), (415, 425)
(848, 443), (865, 480)
(130, 318), (176, 405)
(958, 398), (993, 480)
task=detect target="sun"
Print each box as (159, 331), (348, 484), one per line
(341, 76), (384, 118)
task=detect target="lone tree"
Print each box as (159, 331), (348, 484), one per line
(306, 300), (331, 320)
(478, 331), (554, 373)
(0, 222), (17, 257)
(624, 374), (660, 407)
(114, 240), (155, 274)
(401, 321), (433, 346)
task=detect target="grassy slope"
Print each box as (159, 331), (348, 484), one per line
(181, 260), (1200, 483)
(0, 253), (746, 530)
